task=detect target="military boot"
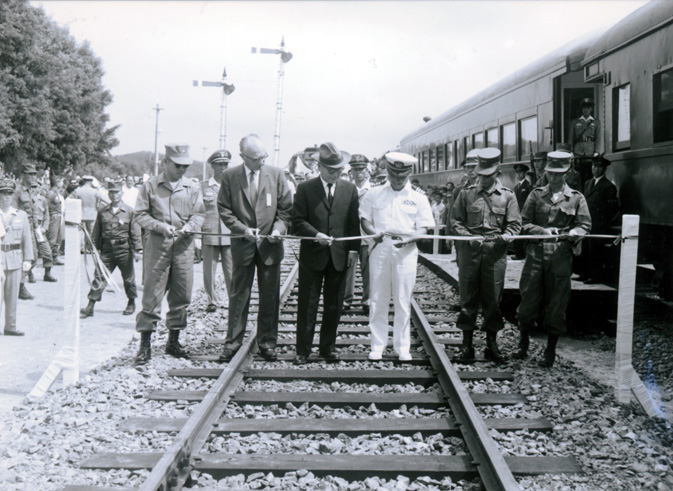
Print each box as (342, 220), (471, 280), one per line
(454, 330), (475, 363)
(18, 284), (34, 300)
(165, 329), (189, 359)
(484, 332), (505, 364)
(134, 331), (152, 367)
(44, 268), (58, 282)
(80, 300), (95, 318)
(512, 329), (530, 360)
(27, 271), (36, 283)
(122, 299), (136, 316)
(539, 335), (559, 368)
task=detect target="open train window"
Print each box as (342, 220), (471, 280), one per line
(519, 116), (538, 160)
(446, 142), (454, 169)
(454, 140), (460, 166)
(501, 122), (516, 160)
(472, 132), (484, 149)
(614, 84), (631, 150)
(422, 150), (429, 173)
(486, 127), (498, 149)
(429, 147), (436, 172)
(654, 68), (673, 143)
(436, 145), (445, 170)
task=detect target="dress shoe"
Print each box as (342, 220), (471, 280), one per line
(342, 303), (352, 312)
(4, 330), (25, 336)
(80, 306), (94, 318)
(320, 351), (340, 363)
(19, 285), (34, 300)
(259, 347), (278, 362)
(218, 348), (237, 363)
(398, 352), (412, 362)
(293, 355), (307, 365)
(53, 258), (65, 266)
(368, 351), (383, 361)
(206, 303), (217, 313)
(44, 272), (58, 282)
(362, 305), (370, 315)
(122, 300), (136, 316)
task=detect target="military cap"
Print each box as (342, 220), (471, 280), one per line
(107, 180), (123, 192)
(513, 163), (529, 172)
(207, 149), (231, 165)
(475, 148), (501, 176)
(545, 151), (572, 173)
(556, 143), (572, 153)
(349, 154), (369, 169)
(312, 142), (350, 169)
(81, 175), (94, 181)
(592, 155), (611, 167)
(465, 149), (479, 167)
(580, 98), (594, 107)
(384, 152), (416, 176)
(165, 144), (192, 165)
(0, 178), (16, 193)
(533, 151), (548, 161)
(22, 163), (38, 174)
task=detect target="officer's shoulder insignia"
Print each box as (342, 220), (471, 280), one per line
(411, 185), (425, 195)
(371, 181), (385, 188)
(500, 185), (513, 193)
(465, 183), (478, 190)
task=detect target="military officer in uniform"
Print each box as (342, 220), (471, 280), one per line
(133, 144), (205, 366)
(513, 162), (532, 259)
(450, 148), (522, 364)
(46, 176), (64, 265)
(571, 98), (602, 184)
(0, 179), (34, 336)
(201, 150), (234, 313)
(514, 151), (591, 367)
(80, 180), (142, 319)
(360, 152), (435, 361)
(343, 154), (372, 313)
(532, 152), (548, 188)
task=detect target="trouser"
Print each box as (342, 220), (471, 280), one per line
(368, 238), (418, 355)
(1, 268), (21, 333)
(296, 255), (348, 357)
(343, 244), (370, 307)
(22, 232), (53, 284)
(456, 240), (508, 334)
(136, 234), (195, 332)
(517, 241), (573, 336)
(88, 243), (137, 302)
(82, 220), (95, 252)
(47, 213), (63, 259)
(224, 250), (280, 352)
(580, 233), (615, 281)
(202, 244), (233, 306)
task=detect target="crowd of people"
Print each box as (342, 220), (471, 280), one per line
(1, 120), (619, 371)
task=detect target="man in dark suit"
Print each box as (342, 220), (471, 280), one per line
(581, 155), (619, 284)
(513, 163), (532, 259)
(217, 134), (293, 362)
(291, 142), (361, 365)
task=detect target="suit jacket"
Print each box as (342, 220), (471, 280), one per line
(217, 163), (292, 266)
(292, 177), (360, 272)
(584, 176), (619, 233)
(514, 179), (532, 210)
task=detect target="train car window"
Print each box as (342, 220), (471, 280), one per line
(422, 150), (429, 173)
(446, 142), (454, 169)
(654, 68), (673, 143)
(436, 145), (445, 170)
(614, 84), (631, 150)
(454, 140), (460, 166)
(486, 128), (499, 149)
(501, 122), (516, 159)
(429, 147), (436, 172)
(473, 132), (484, 149)
(463, 136), (470, 158)
(519, 116), (538, 160)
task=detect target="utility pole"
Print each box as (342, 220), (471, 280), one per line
(202, 146), (208, 181)
(152, 104), (163, 176)
(194, 66), (235, 151)
(252, 36), (293, 167)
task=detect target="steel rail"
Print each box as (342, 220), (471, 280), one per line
(139, 260), (300, 491)
(410, 297), (521, 491)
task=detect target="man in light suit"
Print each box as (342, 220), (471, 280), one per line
(217, 134), (293, 362)
(291, 142), (361, 365)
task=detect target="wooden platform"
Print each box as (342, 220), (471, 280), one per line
(420, 252), (615, 293)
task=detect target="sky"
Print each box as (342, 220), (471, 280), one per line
(33, 0), (648, 168)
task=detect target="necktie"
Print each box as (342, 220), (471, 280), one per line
(327, 183), (333, 208)
(249, 171), (257, 206)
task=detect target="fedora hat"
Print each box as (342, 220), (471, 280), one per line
(312, 142), (350, 169)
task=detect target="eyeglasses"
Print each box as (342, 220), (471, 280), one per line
(241, 153), (268, 164)
(320, 164), (342, 175)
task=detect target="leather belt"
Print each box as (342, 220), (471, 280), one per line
(105, 238), (129, 245)
(0, 243), (21, 252)
(581, 136), (595, 142)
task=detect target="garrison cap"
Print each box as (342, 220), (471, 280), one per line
(312, 142), (350, 169)
(513, 163), (529, 172)
(475, 148), (501, 176)
(349, 154), (369, 169)
(465, 149), (479, 167)
(533, 151), (548, 160)
(592, 155), (611, 167)
(580, 98), (594, 107)
(0, 178), (16, 193)
(22, 163), (38, 174)
(107, 180), (123, 192)
(207, 149), (231, 165)
(165, 144), (192, 165)
(384, 152), (416, 177)
(545, 151), (572, 173)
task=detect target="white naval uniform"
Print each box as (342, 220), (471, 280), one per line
(359, 181), (435, 357)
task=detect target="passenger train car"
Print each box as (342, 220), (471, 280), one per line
(399, 1), (673, 299)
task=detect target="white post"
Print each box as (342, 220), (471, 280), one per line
(433, 226), (440, 255)
(29, 199), (81, 396)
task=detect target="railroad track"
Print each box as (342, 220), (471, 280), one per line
(65, 244), (581, 490)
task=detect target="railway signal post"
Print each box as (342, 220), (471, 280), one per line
(193, 66), (235, 153)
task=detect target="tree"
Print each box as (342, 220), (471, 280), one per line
(0, 0), (118, 176)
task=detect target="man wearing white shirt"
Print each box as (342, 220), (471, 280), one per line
(122, 175), (139, 209)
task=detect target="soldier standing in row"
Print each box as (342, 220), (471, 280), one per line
(0, 179), (34, 336)
(46, 176), (64, 265)
(80, 180), (142, 319)
(512, 162), (532, 260)
(133, 144), (205, 366)
(571, 98), (602, 184)
(451, 148), (522, 364)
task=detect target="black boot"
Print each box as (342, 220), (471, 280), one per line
(513, 329), (530, 360)
(165, 329), (189, 358)
(454, 330), (475, 363)
(44, 268), (58, 282)
(484, 332), (505, 364)
(539, 335), (559, 368)
(28, 271), (36, 283)
(80, 300), (95, 318)
(122, 299), (136, 316)
(134, 331), (152, 366)
(18, 284), (34, 300)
